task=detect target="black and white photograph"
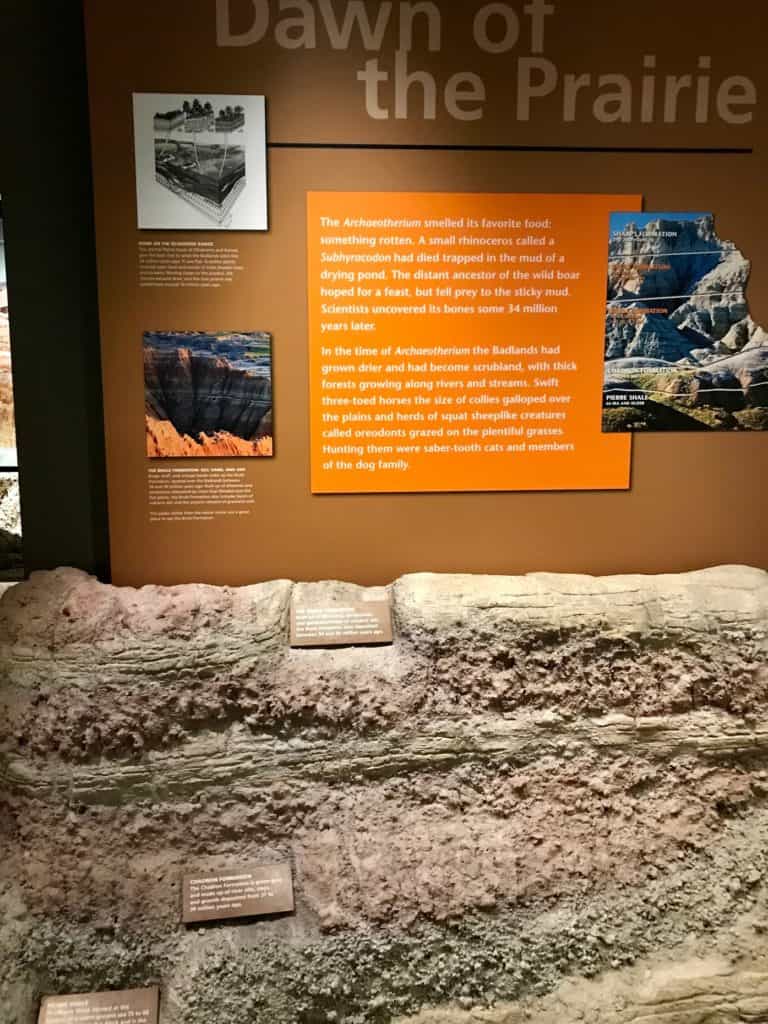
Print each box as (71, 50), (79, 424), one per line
(133, 93), (268, 230)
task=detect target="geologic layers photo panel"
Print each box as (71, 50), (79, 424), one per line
(133, 93), (268, 231)
(144, 330), (273, 457)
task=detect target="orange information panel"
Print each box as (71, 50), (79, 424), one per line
(307, 192), (637, 494)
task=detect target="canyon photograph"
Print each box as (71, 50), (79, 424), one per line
(143, 331), (273, 458)
(603, 212), (768, 430)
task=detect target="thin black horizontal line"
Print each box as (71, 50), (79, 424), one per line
(268, 141), (753, 155)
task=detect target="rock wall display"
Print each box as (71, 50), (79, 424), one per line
(0, 473), (22, 578)
(1, 566), (768, 1023)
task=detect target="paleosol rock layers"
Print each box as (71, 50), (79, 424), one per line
(144, 332), (273, 458)
(145, 415), (273, 457)
(1, 566), (768, 1022)
(604, 215), (768, 430)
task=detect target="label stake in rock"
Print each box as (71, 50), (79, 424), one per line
(182, 862), (294, 924)
(290, 593), (393, 648)
(38, 987), (159, 1024)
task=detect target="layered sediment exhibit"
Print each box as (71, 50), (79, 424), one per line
(2, 566), (768, 1022)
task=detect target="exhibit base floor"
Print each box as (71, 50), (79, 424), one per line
(2, 566), (768, 1023)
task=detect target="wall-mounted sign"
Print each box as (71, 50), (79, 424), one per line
(290, 595), (393, 647)
(307, 191), (635, 494)
(38, 987), (159, 1024)
(602, 210), (768, 433)
(182, 863), (294, 924)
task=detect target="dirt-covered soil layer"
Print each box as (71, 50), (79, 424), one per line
(1, 566), (767, 1023)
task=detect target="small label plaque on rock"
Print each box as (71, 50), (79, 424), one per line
(290, 594), (393, 648)
(182, 862), (294, 924)
(38, 987), (159, 1024)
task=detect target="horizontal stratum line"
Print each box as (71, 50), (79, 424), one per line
(4, 711), (768, 804)
(608, 252), (730, 260)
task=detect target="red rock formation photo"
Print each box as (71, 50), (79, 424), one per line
(143, 331), (273, 458)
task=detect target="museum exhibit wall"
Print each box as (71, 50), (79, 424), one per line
(83, 0), (768, 586)
(3, 564), (768, 1024)
(1, 2), (768, 1023)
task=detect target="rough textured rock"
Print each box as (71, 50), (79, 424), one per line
(624, 313), (700, 362)
(603, 214), (768, 430)
(144, 345), (272, 439)
(143, 333), (274, 458)
(1, 566), (768, 1023)
(607, 215), (723, 302)
(145, 415), (273, 457)
(607, 216), (750, 361)
(396, 932), (768, 1022)
(0, 474), (21, 536)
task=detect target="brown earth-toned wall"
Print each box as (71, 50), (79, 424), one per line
(84, 0), (768, 586)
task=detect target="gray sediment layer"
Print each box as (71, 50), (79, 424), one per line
(1, 566), (767, 1022)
